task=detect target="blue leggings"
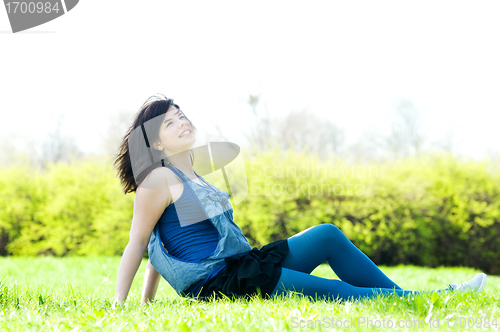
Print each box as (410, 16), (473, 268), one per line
(270, 224), (448, 301)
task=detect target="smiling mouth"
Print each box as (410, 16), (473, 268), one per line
(179, 129), (192, 138)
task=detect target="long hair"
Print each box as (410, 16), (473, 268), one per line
(114, 94), (196, 194)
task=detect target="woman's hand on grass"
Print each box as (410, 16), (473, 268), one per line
(111, 298), (125, 310)
(140, 297), (155, 307)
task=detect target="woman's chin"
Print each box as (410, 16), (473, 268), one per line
(178, 137), (196, 150)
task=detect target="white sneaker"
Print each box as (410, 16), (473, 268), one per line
(448, 273), (487, 293)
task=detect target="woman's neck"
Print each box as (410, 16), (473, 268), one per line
(165, 151), (195, 177)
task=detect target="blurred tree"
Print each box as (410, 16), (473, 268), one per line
(431, 128), (456, 154)
(0, 132), (28, 168)
(242, 94), (345, 161)
(100, 109), (135, 158)
(30, 116), (83, 168)
(346, 128), (386, 164)
(346, 98), (437, 163)
(274, 108), (345, 161)
(0, 116), (82, 169)
(385, 98), (425, 159)
(243, 94), (273, 153)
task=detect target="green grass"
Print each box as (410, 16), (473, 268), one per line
(1, 257), (499, 331)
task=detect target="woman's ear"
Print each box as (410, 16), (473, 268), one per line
(153, 141), (163, 151)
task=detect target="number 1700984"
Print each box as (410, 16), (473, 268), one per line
(5, 2), (61, 14)
(446, 316), (498, 329)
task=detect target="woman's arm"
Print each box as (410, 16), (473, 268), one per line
(114, 240), (149, 305)
(140, 259), (161, 305)
(113, 167), (172, 306)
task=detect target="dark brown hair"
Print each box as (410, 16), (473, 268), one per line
(114, 94), (196, 194)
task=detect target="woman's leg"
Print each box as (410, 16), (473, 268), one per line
(280, 224), (401, 289)
(270, 268), (447, 302)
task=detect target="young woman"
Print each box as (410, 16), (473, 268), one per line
(112, 94), (487, 306)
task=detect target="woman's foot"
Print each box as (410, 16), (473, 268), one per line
(448, 273), (487, 293)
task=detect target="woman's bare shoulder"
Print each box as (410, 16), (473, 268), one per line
(139, 166), (181, 191)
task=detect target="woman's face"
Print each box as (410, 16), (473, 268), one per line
(155, 105), (196, 156)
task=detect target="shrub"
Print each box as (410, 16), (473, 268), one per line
(1, 151), (499, 274)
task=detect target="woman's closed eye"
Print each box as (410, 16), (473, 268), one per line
(166, 115), (186, 127)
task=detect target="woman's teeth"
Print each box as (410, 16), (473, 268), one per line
(180, 130), (191, 137)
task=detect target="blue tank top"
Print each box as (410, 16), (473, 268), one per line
(158, 185), (219, 262)
(157, 169), (227, 295)
(148, 164), (251, 295)
(158, 183), (219, 261)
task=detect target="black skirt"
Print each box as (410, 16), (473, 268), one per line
(194, 239), (289, 301)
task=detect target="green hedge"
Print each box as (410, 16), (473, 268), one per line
(235, 149), (500, 274)
(0, 151), (499, 274)
(0, 159), (133, 257)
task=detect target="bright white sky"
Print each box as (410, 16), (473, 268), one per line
(1, 1), (499, 159)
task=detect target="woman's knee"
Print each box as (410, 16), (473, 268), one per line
(313, 223), (345, 243)
(289, 223), (347, 248)
(296, 224), (345, 245)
